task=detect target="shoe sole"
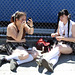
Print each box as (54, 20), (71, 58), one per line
(42, 59), (53, 72)
(0, 56), (6, 67)
(36, 59), (42, 66)
(10, 59), (17, 71)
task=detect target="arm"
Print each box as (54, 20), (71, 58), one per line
(62, 37), (75, 42)
(7, 24), (23, 42)
(24, 19), (34, 35)
(51, 25), (60, 37)
(56, 24), (75, 42)
(24, 24), (34, 35)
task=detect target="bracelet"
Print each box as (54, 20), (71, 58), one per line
(30, 26), (34, 28)
(30, 25), (34, 28)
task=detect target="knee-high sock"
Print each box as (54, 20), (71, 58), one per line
(50, 55), (59, 66)
(17, 54), (34, 65)
(44, 47), (60, 61)
(5, 54), (20, 61)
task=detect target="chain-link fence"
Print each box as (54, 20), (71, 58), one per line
(0, 0), (75, 41)
(0, 0), (75, 26)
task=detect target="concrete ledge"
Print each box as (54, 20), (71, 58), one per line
(0, 27), (55, 39)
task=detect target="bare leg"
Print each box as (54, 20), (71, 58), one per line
(57, 43), (73, 54)
(12, 46), (29, 60)
(27, 50), (39, 59)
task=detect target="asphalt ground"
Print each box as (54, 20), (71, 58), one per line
(0, 38), (75, 75)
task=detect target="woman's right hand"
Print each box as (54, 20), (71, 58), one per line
(21, 21), (26, 28)
(51, 33), (56, 38)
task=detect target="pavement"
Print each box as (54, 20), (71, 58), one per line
(0, 39), (75, 75)
(0, 50), (75, 75)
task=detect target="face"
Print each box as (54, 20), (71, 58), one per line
(19, 15), (26, 22)
(59, 15), (68, 22)
(16, 15), (26, 25)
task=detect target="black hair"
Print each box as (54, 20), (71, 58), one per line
(55, 9), (71, 37)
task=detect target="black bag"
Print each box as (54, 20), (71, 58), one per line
(36, 38), (50, 53)
(0, 44), (6, 52)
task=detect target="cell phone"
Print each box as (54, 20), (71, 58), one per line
(26, 17), (32, 25)
(28, 17), (32, 21)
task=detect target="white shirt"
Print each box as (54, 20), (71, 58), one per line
(59, 20), (75, 37)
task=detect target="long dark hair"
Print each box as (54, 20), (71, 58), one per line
(11, 11), (26, 23)
(55, 9), (71, 37)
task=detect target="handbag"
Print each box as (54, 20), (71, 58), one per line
(36, 38), (50, 53)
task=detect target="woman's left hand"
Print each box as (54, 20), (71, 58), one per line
(27, 18), (33, 27)
(56, 36), (64, 41)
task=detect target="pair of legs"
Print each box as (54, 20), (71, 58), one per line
(37, 42), (73, 72)
(0, 46), (38, 71)
(5, 46), (38, 65)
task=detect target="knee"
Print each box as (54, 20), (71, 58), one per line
(35, 51), (39, 57)
(32, 51), (39, 59)
(23, 54), (29, 60)
(34, 51), (39, 56)
(18, 53), (29, 60)
(57, 46), (62, 52)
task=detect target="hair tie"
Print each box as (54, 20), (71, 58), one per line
(12, 11), (19, 22)
(68, 14), (71, 19)
(12, 11), (19, 17)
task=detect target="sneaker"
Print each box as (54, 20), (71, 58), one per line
(10, 59), (18, 71)
(36, 58), (42, 66)
(0, 56), (6, 67)
(36, 55), (43, 66)
(42, 59), (53, 72)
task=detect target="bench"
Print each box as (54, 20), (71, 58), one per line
(0, 27), (55, 39)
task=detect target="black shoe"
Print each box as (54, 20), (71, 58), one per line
(42, 59), (53, 72)
(36, 55), (43, 66)
(0, 56), (7, 67)
(10, 59), (18, 71)
(36, 58), (42, 66)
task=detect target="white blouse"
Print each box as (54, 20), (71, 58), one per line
(59, 20), (75, 37)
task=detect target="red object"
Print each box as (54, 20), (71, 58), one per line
(36, 38), (50, 53)
(36, 38), (50, 46)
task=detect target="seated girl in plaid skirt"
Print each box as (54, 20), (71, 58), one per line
(36, 9), (75, 72)
(0, 11), (38, 71)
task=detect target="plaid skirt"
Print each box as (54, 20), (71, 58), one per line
(61, 41), (75, 53)
(5, 42), (29, 55)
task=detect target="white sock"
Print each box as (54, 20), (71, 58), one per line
(17, 54), (34, 65)
(44, 47), (60, 61)
(5, 55), (20, 61)
(50, 55), (59, 66)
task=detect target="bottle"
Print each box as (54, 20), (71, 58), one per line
(42, 46), (44, 52)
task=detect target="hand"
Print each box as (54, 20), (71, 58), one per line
(27, 18), (33, 27)
(56, 36), (64, 41)
(51, 33), (56, 38)
(21, 21), (26, 28)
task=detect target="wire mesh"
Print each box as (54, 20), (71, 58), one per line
(0, 0), (75, 39)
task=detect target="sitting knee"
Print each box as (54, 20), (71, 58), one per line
(35, 51), (39, 56)
(33, 51), (39, 58)
(19, 53), (29, 60)
(57, 46), (62, 52)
